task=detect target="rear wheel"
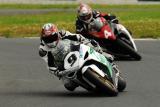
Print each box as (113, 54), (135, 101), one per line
(116, 39), (141, 60)
(83, 68), (118, 96)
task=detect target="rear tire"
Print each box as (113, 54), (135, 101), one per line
(83, 68), (118, 96)
(116, 39), (142, 60)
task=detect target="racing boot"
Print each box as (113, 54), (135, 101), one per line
(62, 77), (79, 91)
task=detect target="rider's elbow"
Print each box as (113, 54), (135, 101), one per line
(39, 48), (47, 57)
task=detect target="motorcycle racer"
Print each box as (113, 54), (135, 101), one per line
(39, 23), (114, 91)
(76, 3), (119, 39)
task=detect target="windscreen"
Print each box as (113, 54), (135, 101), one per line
(89, 17), (104, 32)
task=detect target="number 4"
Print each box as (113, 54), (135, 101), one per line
(104, 30), (112, 39)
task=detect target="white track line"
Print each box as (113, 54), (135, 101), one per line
(134, 38), (160, 41)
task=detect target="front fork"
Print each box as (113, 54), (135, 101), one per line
(111, 63), (119, 88)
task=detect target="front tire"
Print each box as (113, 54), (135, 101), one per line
(83, 68), (118, 96)
(118, 75), (126, 92)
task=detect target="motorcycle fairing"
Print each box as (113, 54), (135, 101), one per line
(79, 44), (113, 77)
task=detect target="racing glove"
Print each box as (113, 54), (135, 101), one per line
(49, 67), (61, 79)
(39, 48), (47, 57)
(90, 39), (103, 53)
(104, 14), (119, 24)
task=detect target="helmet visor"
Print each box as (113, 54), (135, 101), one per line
(42, 33), (58, 44)
(79, 13), (92, 22)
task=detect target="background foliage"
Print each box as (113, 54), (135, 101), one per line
(0, 4), (159, 38)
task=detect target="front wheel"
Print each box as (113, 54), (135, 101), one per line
(118, 75), (126, 92)
(116, 39), (142, 60)
(83, 68), (118, 96)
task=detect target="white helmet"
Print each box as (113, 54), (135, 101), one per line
(77, 3), (93, 23)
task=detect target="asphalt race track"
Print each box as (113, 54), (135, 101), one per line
(0, 38), (160, 107)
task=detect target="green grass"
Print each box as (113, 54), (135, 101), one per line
(0, 12), (77, 37)
(0, 4), (160, 38)
(0, 4), (78, 9)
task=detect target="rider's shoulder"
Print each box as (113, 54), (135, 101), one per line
(92, 10), (101, 18)
(76, 18), (82, 23)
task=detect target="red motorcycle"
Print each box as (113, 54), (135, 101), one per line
(87, 17), (141, 60)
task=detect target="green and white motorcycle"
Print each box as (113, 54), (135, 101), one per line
(57, 42), (126, 96)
